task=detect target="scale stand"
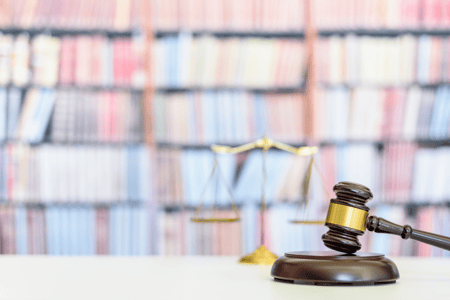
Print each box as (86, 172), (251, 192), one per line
(210, 137), (328, 265)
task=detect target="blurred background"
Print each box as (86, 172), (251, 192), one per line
(0, 0), (448, 257)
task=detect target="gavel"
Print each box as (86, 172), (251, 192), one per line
(322, 181), (450, 254)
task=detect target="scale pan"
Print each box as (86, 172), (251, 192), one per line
(191, 217), (240, 223)
(289, 220), (325, 225)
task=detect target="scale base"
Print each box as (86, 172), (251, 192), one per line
(271, 251), (399, 286)
(239, 245), (278, 265)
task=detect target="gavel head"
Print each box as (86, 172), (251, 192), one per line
(321, 182), (373, 254)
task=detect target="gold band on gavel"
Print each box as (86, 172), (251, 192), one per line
(325, 203), (368, 232)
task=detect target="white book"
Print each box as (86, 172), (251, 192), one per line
(85, 147), (97, 202)
(344, 35), (358, 84)
(77, 147), (88, 202)
(329, 36), (343, 84)
(403, 86), (422, 140)
(432, 149), (449, 202)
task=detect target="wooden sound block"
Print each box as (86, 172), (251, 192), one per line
(271, 251), (399, 286)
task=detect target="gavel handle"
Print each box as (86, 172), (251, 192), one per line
(367, 216), (450, 251)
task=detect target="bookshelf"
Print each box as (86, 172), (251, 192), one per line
(2, 0), (450, 258)
(0, 0), (151, 255)
(150, 0), (450, 258)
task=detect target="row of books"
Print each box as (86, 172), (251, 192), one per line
(316, 35), (450, 85)
(156, 146), (377, 207)
(0, 88), (54, 144)
(159, 209), (241, 255)
(0, 33), (145, 88)
(318, 142), (450, 204)
(151, 0), (305, 31)
(159, 142), (450, 207)
(314, 0), (450, 30)
(0, 144), (151, 202)
(159, 204), (450, 257)
(313, 86), (450, 141)
(153, 34), (305, 88)
(0, 205), (153, 255)
(412, 147), (450, 203)
(153, 92), (304, 144)
(0, 88), (142, 144)
(51, 89), (142, 143)
(0, 202), (445, 256)
(3, 0), (143, 30)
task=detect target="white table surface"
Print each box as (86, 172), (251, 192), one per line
(0, 256), (449, 300)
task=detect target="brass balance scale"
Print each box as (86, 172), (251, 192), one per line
(191, 136), (330, 265)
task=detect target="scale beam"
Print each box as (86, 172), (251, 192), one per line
(211, 137), (318, 156)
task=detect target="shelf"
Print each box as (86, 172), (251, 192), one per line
(0, 27), (140, 37)
(318, 83), (450, 89)
(321, 139), (450, 148)
(318, 29), (450, 37)
(155, 30), (304, 39)
(0, 141), (145, 147)
(160, 201), (450, 213)
(156, 86), (305, 94)
(2, 84), (143, 94)
(0, 200), (145, 208)
(156, 142), (308, 150)
(157, 139), (450, 150)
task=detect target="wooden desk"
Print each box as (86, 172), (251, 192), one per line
(0, 256), (448, 300)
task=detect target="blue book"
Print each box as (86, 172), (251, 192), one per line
(200, 93), (209, 143)
(87, 208), (96, 255)
(28, 89), (56, 143)
(429, 87), (445, 139)
(123, 205), (131, 256)
(0, 147), (4, 201)
(417, 35), (431, 84)
(167, 37), (178, 87)
(201, 152), (215, 206)
(438, 87), (450, 138)
(61, 208), (70, 255)
(139, 146), (151, 202)
(265, 152), (290, 203)
(216, 154), (236, 206)
(253, 95), (266, 137)
(243, 204), (257, 253)
(370, 206), (392, 254)
(137, 207), (148, 256)
(53, 207), (61, 255)
(79, 207), (89, 256)
(234, 152), (263, 204)
(130, 207), (139, 256)
(230, 92), (239, 142)
(181, 151), (194, 205)
(109, 207), (117, 255)
(0, 88), (7, 142)
(116, 207), (124, 256)
(15, 206), (27, 255)
(127, 147), (140, 201)
(69, 208), (78, 255)
(46, 207), (54, 255)
(7, 87), (21, 140)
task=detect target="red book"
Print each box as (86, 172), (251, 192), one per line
(59, 37), (75, 85)
(401, 0), (421, 28)
(442, 0), (450, 27)
(27, 209), (34, 254)
(423, 0), (442, 28)
(96, 208), (109, 255)
(381, 89), (397, 139)
(90, 36), (105, 86)
(7, 145), (15, 202)
(108, 92), (117, 142)
(113, 39), (123, 86)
